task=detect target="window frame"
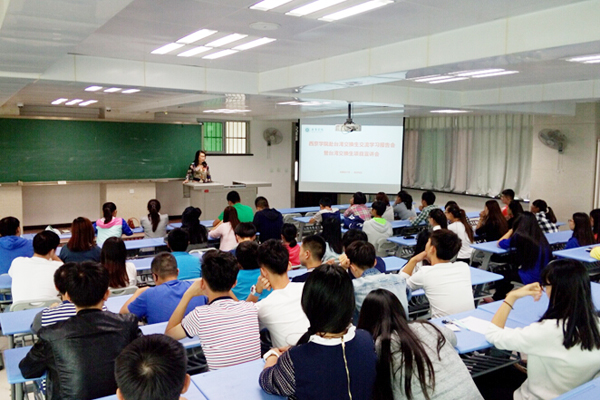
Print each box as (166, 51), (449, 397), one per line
(199, 120), (250, 155)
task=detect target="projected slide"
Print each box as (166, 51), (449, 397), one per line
(299, 124), (403, 193)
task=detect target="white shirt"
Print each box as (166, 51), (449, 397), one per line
(382, 205), (394, 222)
(401, 261), (474, 318)
(256, 282), (310, 348)
(486, 320), (600, 400)
(448, 221), (474, 260)
(126, 262), (137, 286)
(9, 256), (62, 303)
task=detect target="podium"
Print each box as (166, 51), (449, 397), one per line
(184, 181), (272, 218)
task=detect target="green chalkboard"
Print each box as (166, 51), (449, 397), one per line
(0, 118), (202, 182)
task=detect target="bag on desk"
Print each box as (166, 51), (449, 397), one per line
(343, 215), (364, 230)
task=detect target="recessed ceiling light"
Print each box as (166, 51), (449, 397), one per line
(122, 89), (141, 94)
(104, 88), (122, 93)
(319, 0), (393, 22)
(51, 98), (68, 105)
(584, 59), (600, 64)
(232, 37), (276, 51)
(151, 43), (185, 55)
(203, 49), (239, 60)
(278, 101), (332, 106)
(250, 0), (293, 11)
(85, 86), (103, 92)
(65, 99), (83, 105)
(431, 110), (470, 114)
(203, 109), (251, 113)
(205, 34), (248, 48)
(79, 100), (98, 106)
(451, 69), (505, 77)
(177, 46), (212, 57)
(411, 75), (443, 82)
(472, 70), (518, 78)
(176, 29), (217, 44)
(286, 0), (348, 17)
(428, 77), (469, 84)
(566, 54), (600, 63)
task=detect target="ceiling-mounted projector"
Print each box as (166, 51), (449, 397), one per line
(335, 103), (361, 132)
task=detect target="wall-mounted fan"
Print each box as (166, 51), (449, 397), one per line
(538, 129), (566, 153)
(263, 128), (283, 146)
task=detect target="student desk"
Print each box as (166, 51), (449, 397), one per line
(553, 246), (598, 263)
(139, 321), (201, 349)
(409, 268), (502, 300)
(277, 206), (320, 215)
(22, 227), (145, 242)
(0, 307), (44, 349)
(105, 294), (133, 313)
(554, 377), (600, 400)
(96, 381), (208, 400)
(4, 345), (44, 400)
(191, 359), (284, 400)
(168, 220), (214, 230)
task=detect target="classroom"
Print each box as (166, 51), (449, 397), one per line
(1, 1), (600, 399)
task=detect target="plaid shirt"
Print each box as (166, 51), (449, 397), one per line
(535, 211), (558, 233)
(411, 204), (438, 226)
(343, 204), (371, 221)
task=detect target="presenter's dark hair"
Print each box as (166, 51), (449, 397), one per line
(257, 239), (289, 275)
(115, 335), (188, 400)
(532, 199), (557, 223)
(445, 205), (473, 242)
(281, 223), (298, 247)
(501, 189), (515, 200)
(102, 202), (117, 224)
(345, 240), (376, 270)
(201, 250), (238, 292)
(67, 217), (96, 252)
(484, 200), (508, 237)
(101, 237), (129, 288)
(428, 209), (447, 229)
(358, 289), (445, 400)
(429, 230), (461, 260)
(319, 197), (332, 207)
(342, 229), (368, 250)
(511, 212), (550, 271)
(147, 199), (161, 232)
(235, 222), (256, 239)
(398, 191), (413, 210)
(319, 217), (342, 254)
(540, 259), (600, 350)
(352, 191), (367, 205)
(571, 212), (595, 247)
(302, 235), (326, 261)
(422, 191), (435, 206)
(508, 200), (524, 219)
(591, 208), (600, 242)
(151, 252), (178, 280)
(222, 206), (240, 230)
(181, 207), (207, 244)
(33, 231), (60, 256)
(375, 192), (390, 206)
(193, 150), (207, 166)
(54, 263), (76, 295)
(0, 216), (20, 236)
(65, 261), (109, 307)
(226, 191), (241, 204)
(371, 201), (387, 218)
(236, 241), (259, 271)
(297, 264), (354, 345)
(167, 228), (189, 252)
(255, 196), (269, 209)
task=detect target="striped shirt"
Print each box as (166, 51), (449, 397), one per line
(42, 301), (107, 327)
(181, 297), (260, 370)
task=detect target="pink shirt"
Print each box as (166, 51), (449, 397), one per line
(285, 243), (301, 266)
(208, 222), (238, 251)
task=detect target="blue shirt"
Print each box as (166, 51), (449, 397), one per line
(565, 236), (580, 250)
(232, 269), (271, 301)
(172, 252), (201, 280)
(127, 280), (207, 324)
(0, 236), (33, 274)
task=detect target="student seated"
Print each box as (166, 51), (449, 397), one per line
(231, 241), (270, 301)
(167, 228), (201, 280)
(445, 204), (474, 263)
(115, 335), (191, 400)
(362, 201), (393, 246)
(101, 237), (137, 288)
(120, 252), (207, 324)
(591, 208), (600, 242)
(208, 206), (239, 251)
(347, 240), (408, 314)
(181, 206), (208, 250)
(319, 217), (343, 262)
(0, 216), (33, 274)
(59, 217), (101, 263)
(19, 261), (141, 400)
(253, 196), (283, 242)
(566, 212), (595, 249)
(292, 234), (326, 282)
(140, 199), (169, 239)
(247, 239), (309, 348)
(531, 199), (559, 233)
(507, 200), (524, 230)
(475, 200), (509, 242)
(375, 192), (394, 221)
(308, 197), (340, 224)
(259, 264), (377, 400)
(486, 260), (600, 399)
(428, 208), (448, 230)
(358, 289), (483, 400)
(166, 250), (260, 370)
(394, 190), (417, 220)
(500, 188), (515, 218)
(9, 231), (62, 303)
(281, 223), (300, 266)
(213, 190), (254, 226)
(231, 222), (257, 255)
(343, 191), (371, 221)
(340, 229), (386, 273)
(94, 201), (133, 247)
(411, 191), (438, 227)
(401, 230), (474, 318)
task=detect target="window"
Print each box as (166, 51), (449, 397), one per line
(200, 121), (249, 154)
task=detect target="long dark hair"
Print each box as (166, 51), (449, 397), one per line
(511, 212), (550, 271)
(428, 209), (447, 229)
(590, 209), (600, 242)
(100, 237), (129, 288)
(319, 217), (343, 254)
(540, 259), (600, 350)
(222, 206), (240, 231)
(398, 191), (413, 210)
(147, 199), (161, 232)
(281, 223), (298, 247)
(446, 204), (474, 242)
(297, 264), (354, 345)
(67, 217), (95, 252)
(572, 212), (595, 247)
(533, 199), (557, 223)
(508, 200), (524, 219)
(375, 192), (390, 206)
(102, 202), (116, 224)
(357, 289), (445, 400)
(181, 207), (208, 244)
(484, 200), (508, 237)
(193, 150), (206, 167)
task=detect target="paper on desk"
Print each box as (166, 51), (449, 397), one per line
(445, 323), (460, 332)
(458, 316), (491, 335)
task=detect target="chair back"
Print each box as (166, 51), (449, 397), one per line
(109, 286), (138, 297)
(376, 238), (398, 258)
(10, 298), (59, 311)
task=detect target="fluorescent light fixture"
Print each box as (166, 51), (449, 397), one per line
(428, 77), (469, 84)
(233, 37), (276, 51)
(202, 49), (239, 59)
(79, 100), (98, 106)
(65, 99), (83, 105)
(104, 87), (122, 93)
(319, 0), (393, 22)
(176, 29), (217, 44)
(151, 42), (185, 55)
(411, 75), (444, 83)
(584, 59), (600, 64)
(278, 101), (331, 106)
(286, 0), (347, 17)
(122, 89), (141, 94)
(472, 70), (519, 78)
(566, 54), (600, 62)
(205, 33), (248, 48)
(452, 69), (504, 77)
(51, 98), (68, 105)
(177, 46), (212, 57)
(250, 0), (293, 11)
(431, 109), (470, 114)
(203, 109), (251, 113)
(85, 86), (103, 92)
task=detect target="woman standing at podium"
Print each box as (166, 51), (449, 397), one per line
(183, 150), (212, 183)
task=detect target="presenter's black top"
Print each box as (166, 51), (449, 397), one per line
(186, 163), (212, 183)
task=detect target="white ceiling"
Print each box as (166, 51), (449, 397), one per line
(0, 0), (599, 120)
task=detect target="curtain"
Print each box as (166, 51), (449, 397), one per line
(403, 114), (533, 199)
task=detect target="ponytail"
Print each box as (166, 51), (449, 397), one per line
(147, 199), (161, 232)
(533, 199), (557, 223)
(546, 207), (557, 224)
(102, 202), (116, 224)
(447, 205), (474, 243)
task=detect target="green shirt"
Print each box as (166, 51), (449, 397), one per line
(218, 202), (254, 223)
